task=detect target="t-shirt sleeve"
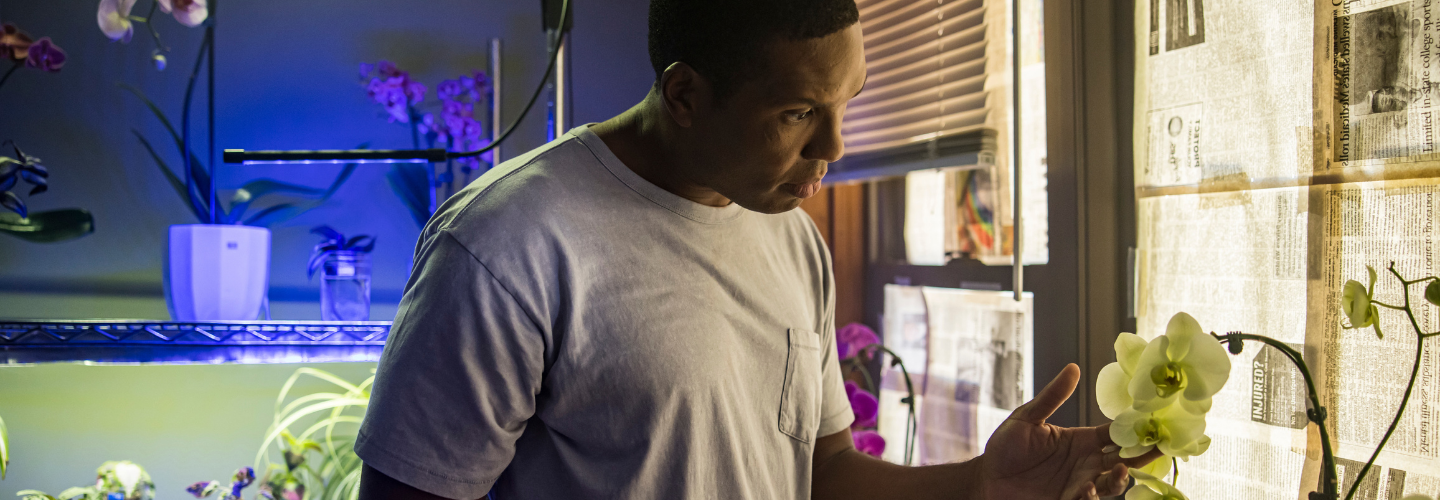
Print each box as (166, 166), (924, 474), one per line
(355, 230), (547, 500)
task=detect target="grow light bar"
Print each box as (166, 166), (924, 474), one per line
(224, 148), (446, 165)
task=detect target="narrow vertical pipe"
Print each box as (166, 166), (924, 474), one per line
(1011, 0), (1024, 301)
(489, 38), (503, 165)
(554, 38), (567, 139)
(207, 0), (217, 224)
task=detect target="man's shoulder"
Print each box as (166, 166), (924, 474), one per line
(429, 135), (613, 240)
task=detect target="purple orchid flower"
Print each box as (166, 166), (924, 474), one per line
(852, 430), (886, 457)
(25, 37), (65, 72)
(845, 381), (879, 428)
(230, 467), (255, 497)
(836, 322), (880, 360)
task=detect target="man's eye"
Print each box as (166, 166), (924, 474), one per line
(786, 110), (814, 122)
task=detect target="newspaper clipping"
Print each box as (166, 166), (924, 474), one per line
(877, 285), (1033, 465)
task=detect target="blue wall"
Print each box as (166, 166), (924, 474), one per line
(0, 0), (653, 319)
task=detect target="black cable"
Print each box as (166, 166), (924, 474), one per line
(448, 0), (569, 160)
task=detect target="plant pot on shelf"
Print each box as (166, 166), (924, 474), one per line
(165, 224), (270, 321)
(318, 250), (371, 321)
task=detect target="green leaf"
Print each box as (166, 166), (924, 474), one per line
(118, 84), (212, 210)
(225, 179), (328, 223)
(243, 203), (302, 227)
(133, 131), (209, 222)
(16, 491), (58, 500)
(0, 209), (95, 243)
(386, 163), (432, 227)
(254, 398), (369, 469)
(1, 413), (8, 480)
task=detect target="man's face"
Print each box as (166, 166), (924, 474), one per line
(684, 23), (867, 214)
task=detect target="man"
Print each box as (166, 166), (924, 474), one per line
(355, 0), (1159, 498)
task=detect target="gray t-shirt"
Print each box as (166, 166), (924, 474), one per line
(354, 125), (854, 500)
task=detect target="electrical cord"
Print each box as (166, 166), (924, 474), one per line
(448, 0), (570, 160)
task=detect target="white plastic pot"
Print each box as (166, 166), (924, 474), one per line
(165, 224), (271, 321)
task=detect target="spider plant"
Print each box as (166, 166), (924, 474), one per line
(255, 368), (372, 500)
(1, 413), (9, 480)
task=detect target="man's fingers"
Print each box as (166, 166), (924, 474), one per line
(1119, 448), (1166, 470)
(1093, 463), (1130, 498)
(1094, 422), (1114, 446)
(1012, 363), (1080, 424)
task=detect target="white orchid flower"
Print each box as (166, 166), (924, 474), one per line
(157, 0), (208, 27)
(1110, 404), (1211, 459)
(96, 0), (137, 42)
(113, 461), (142, 496)
(1341, 265), (1383, 339)
(1126, 478), (1191, 500)
(1128, 312), (1231, 414)
(1097, 332), (1148, 418)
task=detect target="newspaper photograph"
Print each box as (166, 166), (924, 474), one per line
(1330, 0), (1440, 167)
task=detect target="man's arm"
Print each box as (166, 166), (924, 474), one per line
(812, 364), (1157, 500)
(811, 428), (982, 500)
(360, 464), (482, 500)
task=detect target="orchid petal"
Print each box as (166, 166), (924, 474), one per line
(1120, 444), (1154, 458)
(1110, 410), (1148, 447)
(1180, 333), (1230, 402)
(1116, 332), (1147, 375)
(1177, 395), (1212, 415)
(1126, 485), (1164, 500)
(1130, 456), (1172, 483)
(1097, 362), (1134, 419)
(1165, 312), (1202, 361)
(97, 0), (136, 42)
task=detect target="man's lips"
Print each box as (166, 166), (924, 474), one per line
(784, 179), (823, 199)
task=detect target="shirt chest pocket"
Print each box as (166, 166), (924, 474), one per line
(778, 327), (823, 443)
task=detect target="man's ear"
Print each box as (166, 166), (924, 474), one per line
(659, 62), (709, 128)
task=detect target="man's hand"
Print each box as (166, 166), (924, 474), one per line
(981, 363), (1163, 500)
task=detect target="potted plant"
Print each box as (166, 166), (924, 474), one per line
(17, 460), (155, 500)
(308, 226), (376, 321)
(0, 22), (96, 243)
(102, 1), (359, 321)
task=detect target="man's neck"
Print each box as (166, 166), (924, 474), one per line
(591, 96), (732, 208)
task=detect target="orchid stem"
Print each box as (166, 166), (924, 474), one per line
(1344, 267), (1431, 500)
(0, 61), (19, 92)
(1171, 457), (1179, 486)
(144, 0), (168, 52)
(1216, 332), (1336, 500)
(874, 344), (918, 465)
(1371, 300), (1405, 310)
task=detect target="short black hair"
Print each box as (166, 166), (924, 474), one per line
(648, 0), (860, 103)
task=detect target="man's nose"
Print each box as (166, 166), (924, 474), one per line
(802, 115), (845, 164)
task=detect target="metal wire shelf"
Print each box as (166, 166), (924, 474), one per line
(0, 319), (391, 365)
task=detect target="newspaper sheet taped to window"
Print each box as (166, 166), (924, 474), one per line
(877, 285), (1033, 465)
(1134, 0), (1315, 191)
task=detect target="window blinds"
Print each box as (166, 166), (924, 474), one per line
(840, 0), (1008, 174)
(843, 0), (1049, 266)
